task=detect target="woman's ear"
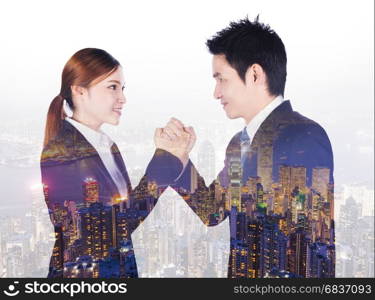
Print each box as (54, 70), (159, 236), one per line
(70, 85), (87, 107)
(71, 85), (87, 103)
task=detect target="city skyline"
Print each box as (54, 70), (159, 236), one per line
(0, 112), (373, 277)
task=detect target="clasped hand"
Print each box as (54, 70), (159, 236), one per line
(154, 117), (196, 167)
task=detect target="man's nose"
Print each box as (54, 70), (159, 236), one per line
(213, 85), (222, 99)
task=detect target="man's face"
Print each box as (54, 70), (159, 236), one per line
(212, 54), (255, 120)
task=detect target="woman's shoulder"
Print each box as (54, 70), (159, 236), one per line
(40, 121), (76, 165)
(41, 120), (99, 166)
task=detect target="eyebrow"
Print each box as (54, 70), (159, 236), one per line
(213, 72), (221, 78)
(107, 80), (124, 85)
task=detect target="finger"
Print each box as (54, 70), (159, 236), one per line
(186, 128), (195, 143)
(159, 129), (173, 141)
(169, 117), (185, 129)
(184, 127), (196, 152)
(166, 122), (183, 137)
(190, 126), (197, 139)
(184, 126), (196, 138)
(163, 127), (178, 141)
(179, 133), (190, 147)
(160, 132), (172, 141)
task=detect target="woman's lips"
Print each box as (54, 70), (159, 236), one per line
(113, 108), (122, 115)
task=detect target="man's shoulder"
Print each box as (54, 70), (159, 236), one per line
(268, 100), (326, 131)
(284, 110), (330, 141)
(273, 109), (333, 161)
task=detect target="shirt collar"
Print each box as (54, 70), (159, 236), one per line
(245, 95), (284, 140)
(65, 117), (113, 151)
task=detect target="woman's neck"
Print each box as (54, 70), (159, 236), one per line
(71, 112), (102, 132)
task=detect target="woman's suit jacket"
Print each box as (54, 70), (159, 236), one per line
(41, 120), (182, 278)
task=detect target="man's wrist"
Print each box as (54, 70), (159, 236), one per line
(170, 151), (189, 168)
(178, 154), (189, 168)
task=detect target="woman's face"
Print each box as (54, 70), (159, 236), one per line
(76, 66), (126, 129)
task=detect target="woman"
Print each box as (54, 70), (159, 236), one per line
(41, 48), (190, 278)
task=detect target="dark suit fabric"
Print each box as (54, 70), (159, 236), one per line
(41, 120), (182, 278)
(172, 101), (335, 278)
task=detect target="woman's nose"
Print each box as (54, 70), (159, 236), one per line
(119, 93), (126, 104)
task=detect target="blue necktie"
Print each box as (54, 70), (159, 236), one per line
(240, 127), (251, 184)
(240, 127), (251, 166)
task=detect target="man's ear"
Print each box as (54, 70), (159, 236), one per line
(245, 64), (266, 86)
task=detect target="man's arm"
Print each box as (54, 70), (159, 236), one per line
(128, 125), (192, 234)
(276, 122), (335, 244)
(160, 117), (242, 226)
(170, 133), (241, 226)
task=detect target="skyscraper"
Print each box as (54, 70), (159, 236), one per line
(197, 140), (216, 182)
(312, 167), (330, 201)
(83, 177), (99, 205)
(288, 228), (308, 277)
(77, 202), (113, 260)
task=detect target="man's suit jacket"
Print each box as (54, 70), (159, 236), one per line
(41, 120), (182, 278)
(173, 100), (335, 278)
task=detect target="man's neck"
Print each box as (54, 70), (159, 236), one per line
(243, 94), (279, 125)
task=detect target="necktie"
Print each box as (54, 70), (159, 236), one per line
(240, 127), (251, 184)
(240, 127), (251, 167)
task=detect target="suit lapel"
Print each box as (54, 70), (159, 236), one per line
(239, 100), (294, 186)
(251, 100), (293, 148)
(62, 120), (120, 198)
(111, 143), (133, 195)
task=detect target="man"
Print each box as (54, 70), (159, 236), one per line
(162, 17), (335, 278)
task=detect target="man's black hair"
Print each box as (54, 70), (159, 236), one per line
(206, 16), (287, 96)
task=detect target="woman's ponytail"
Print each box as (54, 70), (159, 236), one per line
(43, 94), (66, 147)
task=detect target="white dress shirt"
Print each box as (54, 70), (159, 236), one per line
(245, 95), (284, 140)
(65, 117), (128, 198)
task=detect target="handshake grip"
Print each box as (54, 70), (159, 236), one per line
(154, 118), (196, 167)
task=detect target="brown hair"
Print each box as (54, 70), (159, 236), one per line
(43, 48), (120, 146)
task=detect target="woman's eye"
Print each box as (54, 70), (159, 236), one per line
(109, 85), (117, 90)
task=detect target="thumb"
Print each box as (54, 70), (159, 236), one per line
(185, 127), (196, 152)
(154, 128), (162, 139)
(185, 126), (196, 138)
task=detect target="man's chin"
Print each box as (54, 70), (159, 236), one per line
(106, 118), (121, 126)
(225, 111), (240, 120)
